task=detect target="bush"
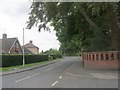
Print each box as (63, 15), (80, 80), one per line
(1, 54), (49, 67)
(50, 54), (62, 60)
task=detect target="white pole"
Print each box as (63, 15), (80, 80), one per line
(23, 28), (25, 66)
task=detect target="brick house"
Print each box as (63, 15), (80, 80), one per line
(0, 34), (23, 54)
(0, 34), (33, 54)
(23, 40), (39, 54)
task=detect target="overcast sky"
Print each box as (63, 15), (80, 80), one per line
(0, 0), (60, 52)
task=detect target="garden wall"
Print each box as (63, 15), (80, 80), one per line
(82, 51), (120, 69)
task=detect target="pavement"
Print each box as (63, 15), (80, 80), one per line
(63, 58), (118, 80)
(2, 56), (119, 88)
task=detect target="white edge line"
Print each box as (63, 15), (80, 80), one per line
(15, 73), (40, 83)
(44, 67), (55, 71)
(44, 63), (62, 72)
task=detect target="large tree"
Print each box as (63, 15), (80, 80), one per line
(27, 2), (120, 54)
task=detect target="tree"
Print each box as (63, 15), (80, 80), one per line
(43, 48), (61, 55)
(27, 2), (120, 54)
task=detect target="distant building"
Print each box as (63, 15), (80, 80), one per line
(0, 34), (23, 54)
(24, 47), (34, 54)
(23, 40), (39, 54)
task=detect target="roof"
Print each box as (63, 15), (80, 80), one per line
(0, 38), (17, 52)
(23, 42), (39, 49)
(24, 47), (34, 54)
(6, 38), (17, 50)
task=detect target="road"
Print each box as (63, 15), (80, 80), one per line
(2, 56), (118, 88)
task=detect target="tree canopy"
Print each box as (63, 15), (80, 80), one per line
(27, 2), (120, 55)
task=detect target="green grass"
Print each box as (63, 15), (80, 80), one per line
(0, 59), (61, 72)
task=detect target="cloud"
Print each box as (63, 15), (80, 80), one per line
(0, 0), (31, 18)
(0, 0), (60, 52)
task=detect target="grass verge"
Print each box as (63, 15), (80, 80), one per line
(0, 59), (61, 72)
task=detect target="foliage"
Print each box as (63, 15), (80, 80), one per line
(1, 55), (49, 67)
(40, 48), (62, 59)
(27, 2), (120, 54)
(1, 60), (58, 72)
(41, 48), (62, 55)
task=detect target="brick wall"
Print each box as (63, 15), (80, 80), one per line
(82, 51), (120, 69)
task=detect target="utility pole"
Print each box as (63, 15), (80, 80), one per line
(23, 28), (25, 66)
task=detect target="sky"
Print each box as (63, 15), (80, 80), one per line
(0, 0), (60, 52)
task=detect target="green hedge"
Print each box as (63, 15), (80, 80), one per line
(50, 54), (62, 59)
(1, 55), (49, 67)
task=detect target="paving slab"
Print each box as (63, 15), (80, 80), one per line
(64, 59), (118, 80)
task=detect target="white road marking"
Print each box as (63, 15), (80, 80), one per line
(59, 76), (62, 79)
(44, 67), (55, 71)
(44, 63), (62, 72)
(15, 73), (40, 83)
(52, 81), (58, 86)
(15, 63), (63, 83)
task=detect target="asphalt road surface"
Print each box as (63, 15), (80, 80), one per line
(2, 56), (118, 88)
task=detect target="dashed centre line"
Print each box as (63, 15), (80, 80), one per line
(52, 81), (58, 86)
(15, 63), (63, 84)
(44, 63), (62, 71)
(51, 76), (63, 87)
(59, 76), (62, 79)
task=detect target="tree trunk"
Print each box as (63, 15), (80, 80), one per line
(79, 3), (120, 50)
(106, 4), (119, 50)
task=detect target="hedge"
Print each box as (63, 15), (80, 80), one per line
(1, 55), (49, 67)
(50, 54), (62, 59)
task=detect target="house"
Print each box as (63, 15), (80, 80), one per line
(0, 34), (34, 54)
(24, 47), (34, 54)
(23, 40), (39, 54)
(0, 34), (23, 54)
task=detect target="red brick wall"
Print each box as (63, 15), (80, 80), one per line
(10, 48), (22, 54)
(82, 51), (120, 69)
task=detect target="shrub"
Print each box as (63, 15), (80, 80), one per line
(1, 54), (48, 67)
(50, 54), (62, 60)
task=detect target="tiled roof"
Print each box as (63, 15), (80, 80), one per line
(6, 38), (17, 50)
(24, 47), (34, 54)
(23, 42), (39, 49)
(0, 38), (17, 52)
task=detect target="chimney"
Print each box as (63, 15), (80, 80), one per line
(2, 33), (8, 53)
(3, 33), (7, 39)
(29, 40), (33, 43)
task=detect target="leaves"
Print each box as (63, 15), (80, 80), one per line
(27, 2), (120, 54)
